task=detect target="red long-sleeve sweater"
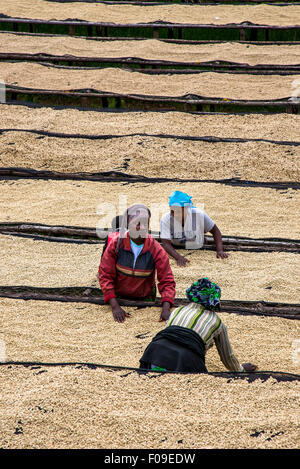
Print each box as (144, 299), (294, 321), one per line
(99, 232), (176, 304)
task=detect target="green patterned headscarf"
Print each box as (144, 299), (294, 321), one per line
(186, 278), (221, 310)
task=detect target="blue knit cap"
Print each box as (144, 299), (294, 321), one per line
(169, 191), (195, 207)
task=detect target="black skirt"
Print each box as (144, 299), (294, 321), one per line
(139, 325), (207, 373)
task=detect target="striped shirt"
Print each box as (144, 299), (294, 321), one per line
(166, 303), (244, 372)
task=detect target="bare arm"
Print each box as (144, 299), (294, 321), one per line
(161, 239), (190, 267)
(209, 224), (229, 259)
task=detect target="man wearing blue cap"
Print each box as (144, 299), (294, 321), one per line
(160, 190), (228, 266)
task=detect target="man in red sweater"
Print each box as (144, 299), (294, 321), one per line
(99, 204), (176, 323)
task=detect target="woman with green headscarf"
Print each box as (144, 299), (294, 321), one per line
(140, 278), (257, 373)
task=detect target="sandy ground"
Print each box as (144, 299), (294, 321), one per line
(1, 131), (299, 182)
(0, 1), (299, 450)
(0, 1), (299, 26)
(0, 106), (299, 183)
(2, 62), (299, 100)
(0, 297), (299, 449)
(0, 234), (299, 303)
(1, 298), (299, 373)
(1, 179), (299, 239)
(0, 364), (299, 449)
(1, 105), (300, 141)
(1, 33), (300, 66)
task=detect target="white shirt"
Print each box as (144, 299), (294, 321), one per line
(160, 208), (215, 249)
(130, 239), (144, 268)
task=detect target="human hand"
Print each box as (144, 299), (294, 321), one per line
(176, 255), (190, 267)
(216, 250), (229, 259)
(242, 362), (257, 372)
(112, 305), (131, 323)
(159, 302), (171, 322)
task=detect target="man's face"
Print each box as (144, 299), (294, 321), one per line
(170, 206), (186, 224)
(128, 210), (149, 239)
